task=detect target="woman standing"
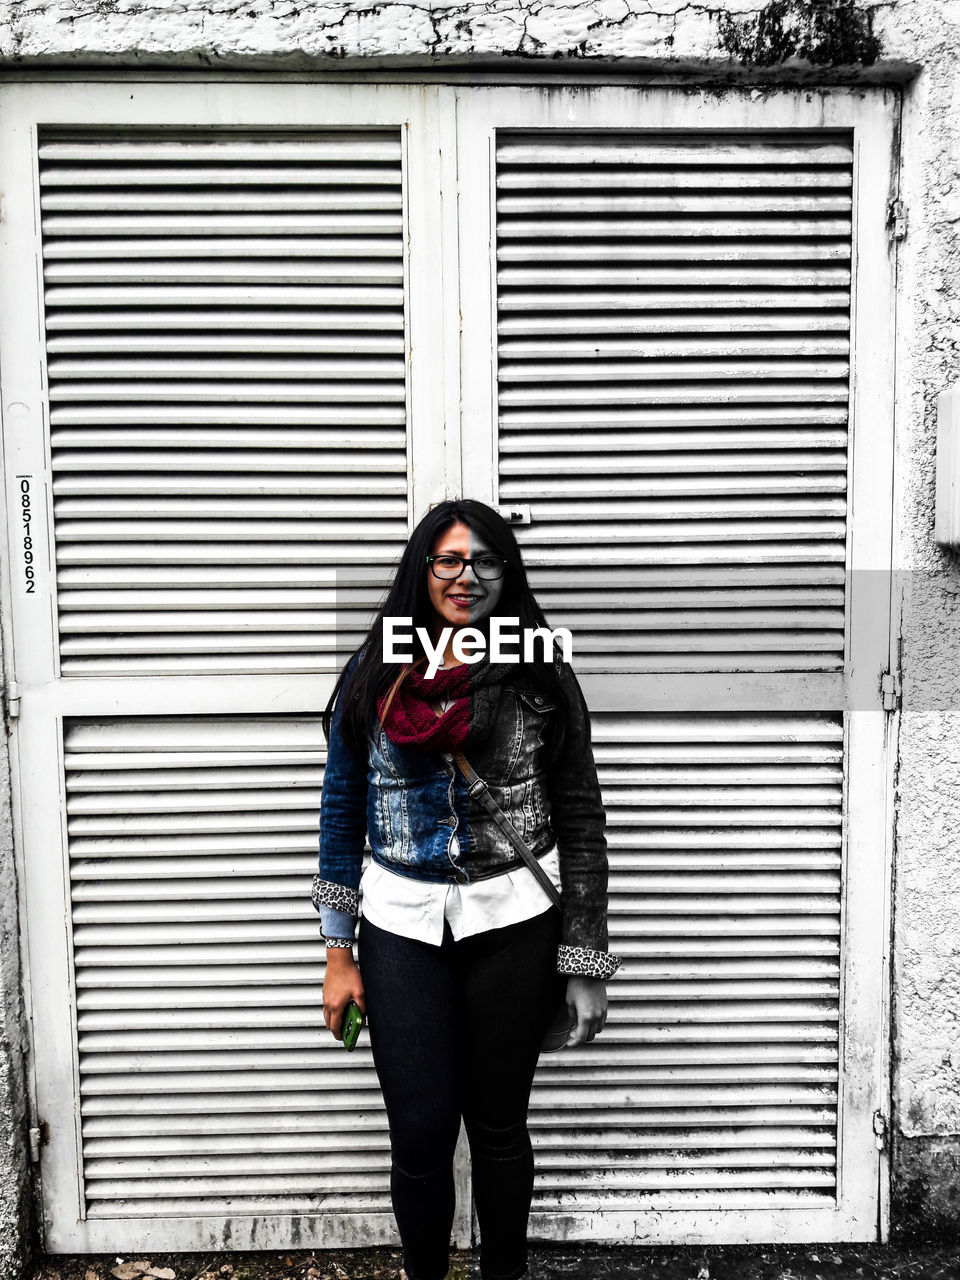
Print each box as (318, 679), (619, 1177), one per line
(312, 499), (620, 1280)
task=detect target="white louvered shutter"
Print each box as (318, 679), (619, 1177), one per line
(497, 137), (851, 1211)
(496, 128), (861, 1228)
(67, 717), (395, 1219)
(41, 129), (406, 1222)
(39, 127), (408, 1233)
(495, 132), (851, 674)
(39, 129), (408, 674)
(1, 83), (453, 1254)
(457, 89), (896, 1243)
(531, 712), (843, 1215)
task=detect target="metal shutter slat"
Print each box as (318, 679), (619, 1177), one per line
(42, 191), (402, 211)
(500, 358), (850, 381)
(495, 140), (853, 165)
(502, 453), (847, 476)
(498, 193), (851, 214)
(74, 872), (322, 895)
(51, 381), (405, 404)
(47, 263), (403, 286)
(83, 1153), (399, 1177)
(499, 288), (850, 311)
(498, 167), (851, 190)
(50, 406), (406, 425)
(45, 283), (404, 305)
(80, 990), (326, 1014)
(502, 384), (848, 406)
(499, 312), (849, 334)
(48, 333), (404, 353)
(500, 335), (849, 355)
(73, 905), (326, 927)
(503, 429), (847, 453)
(81, 1086), (386, 1110)
(44, 236), (404, 260)
(499, 217), (851, 240)
(85, 1175), (392, 1198)
(498, 266), (850, 287)
(501, 407), (847, 427)
(84, 1200), (395, 1219)
(42, 164), (402, 187)
(48, 356), (405, 378)
(499, 243), (850, 263)
(81, 1008), (329, 1030)
(39, 138), (403, 161)
(46, 308), (405, 333)
(53, 438), (404, 458)
(42, 213), (403, 236)
(81, 1113), (390, 1139)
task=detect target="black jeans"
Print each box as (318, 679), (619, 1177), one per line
(357, 906), (566, 1280)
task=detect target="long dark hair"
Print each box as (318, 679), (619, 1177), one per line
(322, 498), (575, 763)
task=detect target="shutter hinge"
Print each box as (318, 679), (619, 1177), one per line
(887, 198), (907, 242)
(28, 1121), (49, 1163)
(5, 680), (21, 722)
(881, 670), (901, 713)
(873, 1108), (888, 1151)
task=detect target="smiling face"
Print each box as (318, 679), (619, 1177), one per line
(426, 521), (505, 636)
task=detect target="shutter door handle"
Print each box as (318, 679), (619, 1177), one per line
(499, 504), (531, 526)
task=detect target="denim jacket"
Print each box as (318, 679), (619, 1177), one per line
(311, 653), (621, 980)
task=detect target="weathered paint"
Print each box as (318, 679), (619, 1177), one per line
(0, 0), (902, 71)
(717, 0), (883, 67)
(893, 1137), (960, 1242)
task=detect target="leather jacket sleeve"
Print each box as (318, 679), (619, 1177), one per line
(546, 662), (622, 980)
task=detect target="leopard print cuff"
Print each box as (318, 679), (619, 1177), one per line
(311, 875), (359, 917)
(557, 945), (622, 980)
(323, 935), (354, 949)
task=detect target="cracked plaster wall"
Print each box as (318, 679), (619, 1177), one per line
(0, 619), (31, 1280)
(0, 0), (959, 1256)
(876, 0), (960, 1243)
(0, 1), (803, 67)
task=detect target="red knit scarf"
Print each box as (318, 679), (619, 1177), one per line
(376, 660), (474, 752)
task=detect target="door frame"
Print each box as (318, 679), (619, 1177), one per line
(0, 78), (899, 1251)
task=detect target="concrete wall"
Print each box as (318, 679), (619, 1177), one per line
(0, 0), (958, 1257)
(875, 1), (960, 1245)
(0, 0), (908, 70)
(0, 625), (34, 1280)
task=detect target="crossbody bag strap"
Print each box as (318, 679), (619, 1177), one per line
(450, 751), (563, 912)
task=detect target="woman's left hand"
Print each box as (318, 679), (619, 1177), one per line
(564, 975), (608, 1047)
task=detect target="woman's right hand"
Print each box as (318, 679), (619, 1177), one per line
(322, 949), (367, 1040)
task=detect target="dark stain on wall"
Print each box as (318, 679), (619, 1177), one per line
(717, 0), (882, 67)
(893, 1137), (960, 1243)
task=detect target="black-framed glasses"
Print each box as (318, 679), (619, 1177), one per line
(426, 554), (507, 582)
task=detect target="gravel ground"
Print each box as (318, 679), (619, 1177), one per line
(30, 1242), (960, 1280)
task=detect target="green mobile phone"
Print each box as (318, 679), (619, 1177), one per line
(342, 1000), (364, 1052)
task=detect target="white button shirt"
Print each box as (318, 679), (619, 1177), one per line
(359, 842), (562, 945)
